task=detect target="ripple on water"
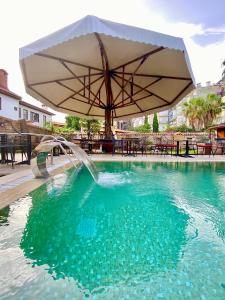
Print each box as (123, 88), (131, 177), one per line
(1, 162), (225, 299)
(97, 172), (132, 187)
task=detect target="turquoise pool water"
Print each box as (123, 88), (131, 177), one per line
(0, 162), (225, 299)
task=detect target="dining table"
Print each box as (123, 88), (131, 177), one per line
(122, 138), (139, 156)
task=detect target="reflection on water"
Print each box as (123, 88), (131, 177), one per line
(1, 162), (225, 299)
(0, 206), (10, 225)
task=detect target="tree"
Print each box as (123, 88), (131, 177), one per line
(203, 94), (223, 128)
(44, 122), (74, 134)
(153, 113), (159, 132)
(79, 118), (102, 138)
(165, 124), (193, 133)
(183, 93), (223, 130)
(134, 116), (151, 133)
(65, 116), (81, 131)
(183, 97), (205, 131)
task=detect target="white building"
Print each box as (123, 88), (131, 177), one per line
(18, 101), (54, 127)
(0, 69), (54, 127)
(133, 112), (170, 131)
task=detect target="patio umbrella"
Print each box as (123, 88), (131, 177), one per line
(19, 15), (195, 138)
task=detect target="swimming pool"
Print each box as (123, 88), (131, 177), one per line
(0, 162), (225, 299)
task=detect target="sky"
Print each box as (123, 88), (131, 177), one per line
(0, 0), (224, 122)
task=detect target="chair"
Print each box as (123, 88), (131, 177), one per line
(196, 143), (212, 156)
(153, 134), (177, 156)
(186, 138), (197, 155)
(13, 134), (32, 164)
(112, 139), (124, 155)
(0, 134), (15, 168)
(211, 141), (225, 156)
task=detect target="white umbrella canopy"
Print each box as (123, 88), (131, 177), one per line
(20, 15), (195, 137)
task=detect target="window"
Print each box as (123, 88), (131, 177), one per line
(14, 106), (18, 111)
(19, 108), (21, 118)
(43, 115), (47, 125)
(0, 97), (1, 110)
(30, 111), (39, 122)
(23, 109), (28, 120)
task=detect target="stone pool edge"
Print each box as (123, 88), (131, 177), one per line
(0, 159), (79, 210)
(1, 154), (225, 209)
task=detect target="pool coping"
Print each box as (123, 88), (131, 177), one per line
(1, 154), (225, 209)
(0, 158), (79, 210)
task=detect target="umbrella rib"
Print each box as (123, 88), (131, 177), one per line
(35, 53), (103, 71)
(114, 73), (170, 105)
(56, 81), (105, 108)
(72, 96), (104, 109)
(113, 72), (192, 81)
(29, 73), (103, 87)
(87, 79), (105, 115)
(115, 103), (170, 118)
(113, 107), (117, 118)
(111, 75), (143, 112)
(115, 94), (155, 109)
(59, 60), (105, 105)
(29, 86), (62, 109)
(112, 51), (159, 103)
(114, 78), (162, 107)
(112, 47), (165, 71)
(56, 75), (104, 106)
(55, 81), (104, 109)
(115, 81), (193, 117)
(60, 105), (103, 117)
(30, 83), (104, 113)
(172, 81), (193, 101)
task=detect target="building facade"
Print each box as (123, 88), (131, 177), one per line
(0, 69), (54, 127)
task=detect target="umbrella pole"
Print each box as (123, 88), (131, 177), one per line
(105, 108), (112, 139)
(95, 33), (113, 140)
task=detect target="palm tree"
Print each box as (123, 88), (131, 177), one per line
(183, 94), (223, 130)
(203, 94), (223, 128)
(183, 97), (205, 130)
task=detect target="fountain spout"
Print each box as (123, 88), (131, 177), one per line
(31, 136), (98, 182)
